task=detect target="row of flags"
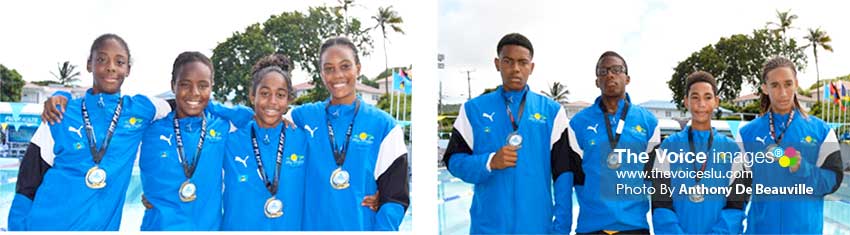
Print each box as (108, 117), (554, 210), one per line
(823, 82), (850, 111)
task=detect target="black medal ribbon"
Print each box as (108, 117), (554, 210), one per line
(173, 116), (206, 179)
(82, 97), (123, 165)
(687, 126), (713, 183)
(326, 99), (361, 167)
(251, 125), (285, 196)
(600, 99), (631, 150)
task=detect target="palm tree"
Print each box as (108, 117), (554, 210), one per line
(336, 0), (359, 36)
(51, 61), (81, 86)
(767, 9), (797, 37)
(371, 6), (404, 94)
(804, 27), (833, 103)
(542, 82), (570, 104)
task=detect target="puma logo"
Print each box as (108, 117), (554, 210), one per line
(587, 124), (599, 134)
(234, 155), (248, 168)
(755, 136), (767, 145)
(482, 112), (495, 122)
(159, 134), (172, 146)
(304, 124), (318, 138)
(68, 125), (83, 138)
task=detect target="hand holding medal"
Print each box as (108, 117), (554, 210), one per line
(490, 145), (519, 170)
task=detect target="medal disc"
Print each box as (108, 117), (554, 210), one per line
(330, 167), (350, 190)
(607, 152), (621, 169)
(506, 132), (523, 147)
(85, 166), (107, 189)
(264, 197), (283, 218)
(179, 180), (197, 202)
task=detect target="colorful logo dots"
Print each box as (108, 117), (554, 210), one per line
(778, 147), (799, 168)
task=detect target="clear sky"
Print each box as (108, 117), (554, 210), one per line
(0, 0), (416, 96)
(438, 0), (850, 105)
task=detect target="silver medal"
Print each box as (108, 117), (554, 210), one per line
(607, 152), (621, 169)
(264, 196), (283, 218)
(330, 167), (350, 190)
(179, 180), (197, 202)
(689, 185), (704, 203)
(85, 166), (107, 189)
(506, 132), (523, 147)
(766, 144), (781, 159)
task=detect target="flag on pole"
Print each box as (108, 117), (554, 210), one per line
(829, 82), (841, 104)
(838, 82), (847, 111)
(392, 70), (403, 92)
(824, 82), (831, 101)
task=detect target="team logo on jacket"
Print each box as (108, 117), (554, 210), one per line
(122, 116), (144, 129)
(286, 153), (305, 167)
(527, 112), (547, 124)
(207, 129), (224, 142)
(634, 124), (645, 133)
(353, 132), (375, 145)
(800, 135), (816, 146)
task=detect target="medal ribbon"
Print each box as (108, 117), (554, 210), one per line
(251, 125), (284, 196)
(173, 116), (206, 180)
(768, 109), (796, 145)
(326, 99), (361, 167)
(600, 99), (631, 150)
(687, 126), (713, 183)
(82, 97), (123, 165)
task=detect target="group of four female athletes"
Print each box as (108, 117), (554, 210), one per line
(8, 33), (409, 231)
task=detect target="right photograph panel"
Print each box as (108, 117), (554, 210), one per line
(436, 1), (850, 234)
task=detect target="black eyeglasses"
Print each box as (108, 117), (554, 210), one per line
(596, 65), (626, 77)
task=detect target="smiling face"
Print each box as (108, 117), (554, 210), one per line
(172, 61), (212, 118)
(87, 38), (130, 94)
(762, 67), (797, 114)
(321, 45), (360, 105)
(494, 45), (534, 91)
(684, 82), (719, 125)
(250, 72), (289, 128)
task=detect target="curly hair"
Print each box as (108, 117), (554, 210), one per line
(250, 53), (295, 101)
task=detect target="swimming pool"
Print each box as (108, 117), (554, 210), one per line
(0, 159), (412, 231)
(437, 167), (850, 234)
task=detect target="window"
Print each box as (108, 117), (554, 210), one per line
(665, 111), (671, 117)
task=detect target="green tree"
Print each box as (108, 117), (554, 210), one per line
(211, 6), (373, 106)
(668, 29), (806, 109)
(541, 81), (569, 103)
(803, 27), (833, 103)
(51, 61), (81, 86)
(1, 64), (25, 102)
(376, 93), (410, 119)
(371, 6), (405, 94)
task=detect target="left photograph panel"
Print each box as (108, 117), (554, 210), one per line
(0, 0), (415, 231)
